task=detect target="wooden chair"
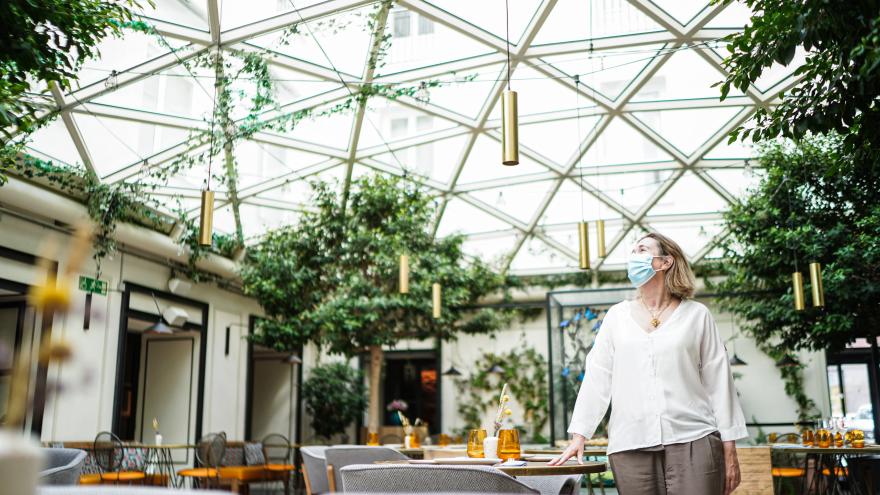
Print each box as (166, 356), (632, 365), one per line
(178, 432), (226, 489)
(93, 432), (146, 485)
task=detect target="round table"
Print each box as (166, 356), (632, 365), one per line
(496, 460), (606, 477)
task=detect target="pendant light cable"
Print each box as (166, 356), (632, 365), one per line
(575, 75), (584, 221)
(505, 0), (511, 90)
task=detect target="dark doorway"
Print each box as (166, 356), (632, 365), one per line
(827, 339), (880, 443)
(116, 332), (142, 440)
(0, 295), (27, 429)
(382, 351), (439, 435)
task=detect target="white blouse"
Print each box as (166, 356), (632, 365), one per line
(567, 299), (748, 455)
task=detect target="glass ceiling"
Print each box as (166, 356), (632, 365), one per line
(23, 0), (801, 276)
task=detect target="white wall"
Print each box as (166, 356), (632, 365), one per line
(0, 212), (262, 454)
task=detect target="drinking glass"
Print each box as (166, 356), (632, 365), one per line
(851, 429), (865, 448)
(816, 428), (832, 448)
(802, 428), (814, 447)
(834, 430), (844, 448)
(409, 431), (421, 449)
(497, 429), (521, 461)
(768, 432), (778, 444)
(438, 433), (450, 447)
(366, 432), (380, 446)
(467, 429), (487, 458)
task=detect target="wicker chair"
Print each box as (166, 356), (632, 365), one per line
(339, 464), (539, 493)
(39, 448), (88, 486)
(518, 474), (583, 495)
(301, 446), (329, 495)
(325, 446), (408, 492)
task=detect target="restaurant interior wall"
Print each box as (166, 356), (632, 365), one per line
(0, 210), (277, 456)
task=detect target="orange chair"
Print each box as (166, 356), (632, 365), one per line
(769, 432), (806, 493)
(93, 432), (146, 485)
(178, 432), (226, 489)
(261, 433), (295, 495)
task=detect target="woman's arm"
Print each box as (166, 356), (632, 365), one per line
(549, 320), (614, 466)
(699, 309), (748, 440)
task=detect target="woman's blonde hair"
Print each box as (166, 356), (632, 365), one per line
(640, 232), (696, 299)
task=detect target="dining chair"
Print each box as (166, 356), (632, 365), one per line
(324, 446), (408, 492)
(769, 432), (806, 494)
(39, 448), (87, 485)
(338, 464), (539, 493)
(261, 433), (294, 495)
(93, 432), (146, 484)
(178, 432), (227, 489)
(301, 446), (330, 495)
(518, 474), (583, 495)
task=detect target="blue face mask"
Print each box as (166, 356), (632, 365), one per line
(627, 253), (659, 288)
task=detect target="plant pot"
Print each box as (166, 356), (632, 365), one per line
(0, 430), (43, 495)
(388, 411), (403, 425)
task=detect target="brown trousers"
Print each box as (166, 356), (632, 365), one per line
(609, 432), (725, 495)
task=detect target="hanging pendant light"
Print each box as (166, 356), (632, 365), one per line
(809, 262), (825, 308)
(792, 271), (805, 311)
(578, 221), (590, 270)
(500, 0), (518, 166)
(776, 354), (800, 368)
(146, 292), (173, 335)
(198, 189), (215, 246)
(399, 254), (410, 294)
(283, 354), (302, 365)
(501, 90), (519, 165)
(432, 282), (441, 319)
(596, 219), (606, 258)
(442, 366), (462, 377)
(729, 353), (748, 366)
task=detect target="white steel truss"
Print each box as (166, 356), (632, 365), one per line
(22, 0), (799, 275)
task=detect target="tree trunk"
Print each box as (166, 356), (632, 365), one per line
(368, 345), (383, 434)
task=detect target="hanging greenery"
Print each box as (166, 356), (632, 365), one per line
(454, 343), (549, 442)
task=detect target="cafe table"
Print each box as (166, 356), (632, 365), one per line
(134, 443), (195, 488)
(771, 444), (880, 494)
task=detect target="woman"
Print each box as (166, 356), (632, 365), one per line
(549, 233), (747, 495)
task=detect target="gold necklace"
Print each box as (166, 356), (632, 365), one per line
(639, 296), (671, 328)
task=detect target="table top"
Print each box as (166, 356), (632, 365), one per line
(496, 460), (606, 477)
(770, 444), (880, 454)
(522, 448), (607, 456)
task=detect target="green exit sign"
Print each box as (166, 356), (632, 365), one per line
(78, 276), (108, 296)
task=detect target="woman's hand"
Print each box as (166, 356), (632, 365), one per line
(722, 440), (741, 495)
(547, 434), (586, 466)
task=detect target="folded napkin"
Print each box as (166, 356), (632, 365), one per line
(499, 459), (527, 466)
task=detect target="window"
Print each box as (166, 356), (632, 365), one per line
(390, 118), (408, 138)
(393, 11), (411, 38)
(418, 15), (434, 35)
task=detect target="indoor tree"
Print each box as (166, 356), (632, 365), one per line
(717, 0), (880, 156)
(302, 362), (368, 442)
(711, 134), (880, 420)
(241, 173), (512, 436)
(0, 0), (143, 181)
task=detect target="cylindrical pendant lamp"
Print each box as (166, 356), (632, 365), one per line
(432, 283), (442, 319)
(199, 189), (215, 246)
(596, 219), (606, 258)
(501, 90), (519, 165)
(399, 254), (410, 294)
(578, 221), (590, 270)
(809, 262), (824, 307)
(792, 271), (805, 311)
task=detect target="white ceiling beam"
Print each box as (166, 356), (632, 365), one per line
(49, 83), (97, 180)
(342, 1), (391, 203)
(137, 16), (213, 45)
(207, 0), (221, 44)
(357, 126), (471, 159)
(220, 0), (376, 46)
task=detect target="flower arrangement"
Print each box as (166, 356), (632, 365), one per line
(386, 399), (409, 412)
(492, 383), (513, 437)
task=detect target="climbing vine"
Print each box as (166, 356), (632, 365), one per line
(455, 343), (549, 442)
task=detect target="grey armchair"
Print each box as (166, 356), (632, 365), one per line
(39, 448), (87, 486)
(325, 446), (408, 492)
(339, 464), (540, 493)
(301, 446), (330, 495)
(518, 474), (583, 495)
